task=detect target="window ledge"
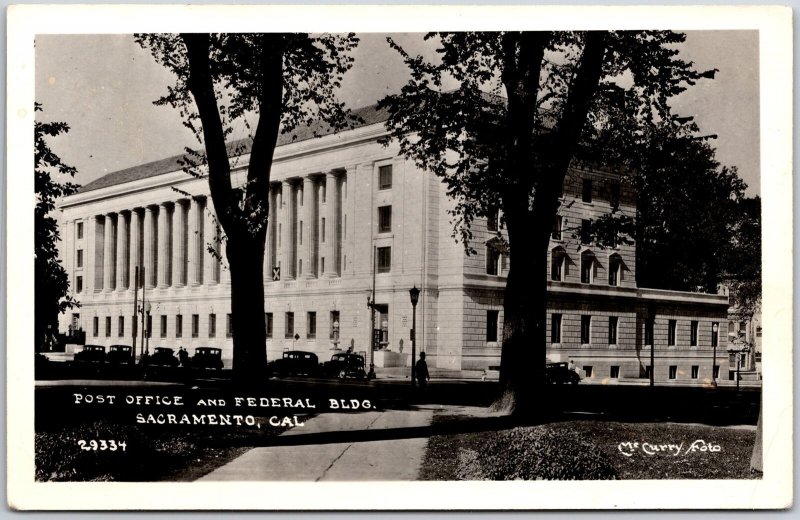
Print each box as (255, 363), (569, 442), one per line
(580, 343), (591, 348)
(551, 342), (562, 348)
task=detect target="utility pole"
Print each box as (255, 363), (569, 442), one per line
(131, 266), (139, 364)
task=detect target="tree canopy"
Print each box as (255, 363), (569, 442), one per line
(35, 102), (80, 349)
(137, 33), (359, 381)
(379, 31), (717, 411)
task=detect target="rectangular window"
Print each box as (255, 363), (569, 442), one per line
(551, 215), (562, 240)
(321, 257), (325, 274)
(176, 315), (183, 338)
(756, 326), (762, 338)
(581, 219), (591, 244)
(668, 320), (677, 346)
(76, 276), (83, 293)
(551, 314), (562, 344)
(299, 259), (303, 276)
(608, 316), (618, 345)
(669, 365), (677, 380)
(330, 311), (340, 339)
(93, 317), (99, 337)
(285, 312), (295, 338)
(609, 182), (620, 210)
(610, 366), (620, 379)
(608, 259), (620, 286)
(118, 316), (124, 337)
(551, 251), (564, 281)
(644, 365), (652, 379)
(581, 257), (593, 284)
(378, 205), (392, 233)
(690, 321), (699, 346)
(307, 312), (317, 339)
(192, 314), (199, 338)
(691, 365), (699, 379)
(299, 222), (303, 245)
(146, 315), (152, 338)
(76, 221), (84, 239)
(487, 209), (499, 232)
(581, 315), (591, 344)
(321, 218), (326, 243)
(379, 165), (392, 190)
(713, 365), (720, 379)
(226, 313), (233, 338)
(160, 315), (167, 338)
(266, 312), (273, 338)
(76, 249), (84, 268)
(486, 246), (500, 276)
(105, 316), (111, 337)
(711, 321), (719, 347)
(584, 366), (593, 378)
(582, 179), (593, 203)
(377, 247), (391, 273)
(645, 318), (655, 346)
(209, 313), (216, 338)
(486, 310), (499, 342)
(321, 183), (327, 203)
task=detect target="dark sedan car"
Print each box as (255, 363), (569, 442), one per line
(545, 362), (581, 384)
(321, 352), (367, 380)
(106, 344), (133, 364)
(147, 347), (180, 367)
(268, 350), (320, 378)
(192, 347), (224, 370)
(73, 345), (106, 363)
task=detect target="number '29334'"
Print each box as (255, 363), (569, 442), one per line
(77, 439), (127, 451)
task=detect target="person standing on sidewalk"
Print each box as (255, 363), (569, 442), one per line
(415, 352), (430, 389)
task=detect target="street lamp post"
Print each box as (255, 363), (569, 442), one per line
(711, 322), (719, 387)
(409, 285), (420, 387)
(144, 302), (152, 356)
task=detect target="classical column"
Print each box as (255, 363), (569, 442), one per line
(172, 200), (187, 287)
(91, 216), (103, 292)
(143, 206), (156, 289)
(103, 213), (116, 291)
(187, 198), (201, 286)
(204, 199), (220, 285)
(115, 211), (129, 289)
(128, 209), (142, 288)
(302, 176), (316, 278)
(322, 171), (338, 277)
(281, 180), (296, 280)
(157, 203), (170, 288)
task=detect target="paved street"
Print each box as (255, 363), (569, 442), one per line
(199, 407), (435, 481)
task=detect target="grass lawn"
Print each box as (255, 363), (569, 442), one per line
(421, 413), (759, 480)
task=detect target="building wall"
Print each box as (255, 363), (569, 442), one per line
(57, 116), (731, 384)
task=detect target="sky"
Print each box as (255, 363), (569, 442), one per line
(35, 31), (760, 195)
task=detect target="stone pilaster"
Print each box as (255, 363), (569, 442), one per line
(143, 206), (156, 289)
(157, 203), (170, 288)
(172, 200), (186, 287)
(102, 213), (116, 291)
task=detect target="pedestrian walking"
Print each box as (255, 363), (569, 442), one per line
(415, 351), (430, 389)
(178, 347), (189, 367)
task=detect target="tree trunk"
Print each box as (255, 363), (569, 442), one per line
(227, 232), (268, 384)
(497, 191), (554, 415)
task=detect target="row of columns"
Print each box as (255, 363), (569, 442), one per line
(89, 168), (347, 292)
(269, 169), (345, 281)
(92, 196), (222, 292)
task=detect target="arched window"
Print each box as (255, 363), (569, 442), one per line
(550, 246), (567, 281)
(608, 253), (623, 286)
(580, 249), (596, 284)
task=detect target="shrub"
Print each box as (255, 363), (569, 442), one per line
(463, 426), (617, 480)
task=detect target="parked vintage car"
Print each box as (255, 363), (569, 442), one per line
(321, 352), (367, 380)
(106, 344), (133, 364)
(268, 350), (320, 378)
(545, 362), (581, 384)
(73, 344), (106, 363)
(147, 347), (180, 367)
(192, 347), (224, 370)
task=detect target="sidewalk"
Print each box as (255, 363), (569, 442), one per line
(199, 407), (435, 481)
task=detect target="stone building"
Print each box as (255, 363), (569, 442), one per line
(56, 104), (730, 384)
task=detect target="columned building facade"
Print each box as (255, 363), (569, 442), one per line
(57, 105), (730, 384)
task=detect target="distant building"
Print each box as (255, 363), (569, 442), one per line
(56, 104), (732, 384)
